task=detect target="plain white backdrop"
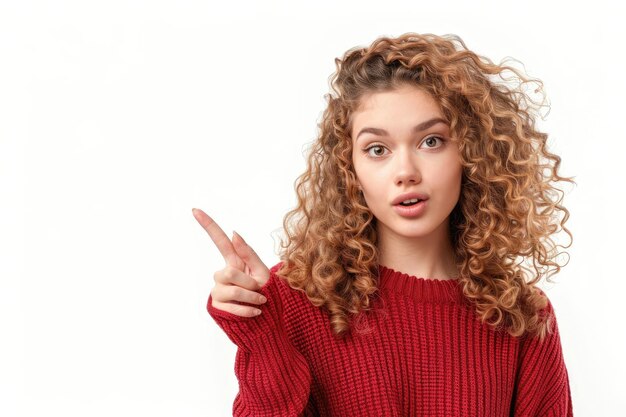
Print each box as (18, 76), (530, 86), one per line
(2, 1), (624, 415)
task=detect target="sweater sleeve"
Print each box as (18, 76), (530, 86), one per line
(511, 293), (574, 417)
(206, 264), (312, 417)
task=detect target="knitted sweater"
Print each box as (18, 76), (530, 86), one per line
(207, 261), (573, 416)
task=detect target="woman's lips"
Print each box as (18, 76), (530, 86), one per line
(393, 200), (427, 217)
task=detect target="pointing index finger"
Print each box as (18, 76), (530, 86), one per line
(192, 208), (241, 268)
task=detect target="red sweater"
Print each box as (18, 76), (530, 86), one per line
(207, 261), (573, 416)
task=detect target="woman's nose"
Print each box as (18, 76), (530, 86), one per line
(393, 151), (421, 185)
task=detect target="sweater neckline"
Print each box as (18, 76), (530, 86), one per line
(377, 264), (464, 303)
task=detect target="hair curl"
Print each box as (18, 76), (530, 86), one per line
(272, 32), (575, 342)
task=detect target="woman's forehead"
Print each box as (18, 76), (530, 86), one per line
(350, 90), (445, 136)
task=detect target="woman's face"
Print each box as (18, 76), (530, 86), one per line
(350, 84), (463, 242)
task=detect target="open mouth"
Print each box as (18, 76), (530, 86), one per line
(398, 199), (423, 206)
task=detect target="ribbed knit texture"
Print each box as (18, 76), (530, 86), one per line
(207, 261), (573, 416)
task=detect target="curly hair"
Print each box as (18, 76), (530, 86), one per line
(272, 32), (575, 342)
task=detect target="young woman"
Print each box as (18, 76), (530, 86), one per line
(193, 32), (575, 416)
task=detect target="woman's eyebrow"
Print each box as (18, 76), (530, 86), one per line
(355, 117), (448, 142)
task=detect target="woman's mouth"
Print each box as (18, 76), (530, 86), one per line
(393, 199), (427, 217)
(398, 198), (422, 206)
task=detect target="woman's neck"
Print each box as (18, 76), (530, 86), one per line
(377, 223), (459, 280)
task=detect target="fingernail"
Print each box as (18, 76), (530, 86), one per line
(259, 295), (267, 303)
(233, 230), (244, 243)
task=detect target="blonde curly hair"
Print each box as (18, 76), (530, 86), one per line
(272, 32), (575, 342)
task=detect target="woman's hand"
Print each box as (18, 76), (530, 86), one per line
(192, 208), (271, 317)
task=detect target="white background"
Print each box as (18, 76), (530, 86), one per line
(2, 1), (624, 416)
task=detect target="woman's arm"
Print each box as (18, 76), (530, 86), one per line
(207, 267), (313, 417)
(510, 294), (573, 417)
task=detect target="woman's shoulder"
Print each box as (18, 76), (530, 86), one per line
(267, 260), (310, 301)
(266, 260), (327, 320)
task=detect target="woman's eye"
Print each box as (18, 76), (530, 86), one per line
(363, 145), (389, 158)
(420, 136), (445, 149)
